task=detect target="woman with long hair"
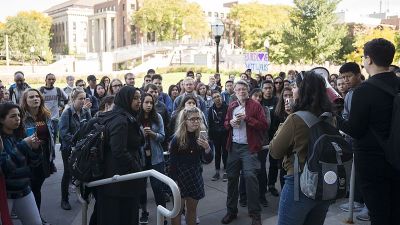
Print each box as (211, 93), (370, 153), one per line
(95, 84), (107, 102)
(168, 85), (180, 102)
(100, 76), (111, 93)
(0, 103), (42, 225)
(169, 107), (213, 225)
(269, 71), (334, 225)
(20, 88), (55, 225)
(137, 93), (167, 223)
(196, 83), (213, 116)
(108, 78), (123, 95)
(59, 88), (92, 210)
(97, 86), (144, 225)
(273, 76), (284, 97)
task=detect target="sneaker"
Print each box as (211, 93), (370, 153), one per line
(139, 211), (149, 224)
(250, 214), (262, 225)
(356, 206), (370, 221)
(268, 186), (279, 197)
(260, 197), (269, 207)
(196, 217), (200, 224)
(339, 201), (364, 212)
(221, 213), (237, 224)
(211, 172), (220, 181)
(222, 173), (228, 182)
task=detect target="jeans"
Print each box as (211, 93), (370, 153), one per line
(213, 136), (227, 171)
(7, 192), (42, 225)
(226, 143), (260, 215)
(277, 175), (332, 225)
(239, 149), (268, 200)
(61, 149), (71, 201)
(355, 152), (400, 225)
(139, 162), (166, 209)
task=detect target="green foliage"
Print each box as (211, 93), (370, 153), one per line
(0, 11), (53, 63)
(228, 3), (291, 56)
(346, 25), (400, 63)
(132, 0), (208, 41)
(282, 0), (347, 64)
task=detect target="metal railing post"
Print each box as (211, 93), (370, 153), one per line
(78, 169), (180, 225)
(346, 157), (355, 224)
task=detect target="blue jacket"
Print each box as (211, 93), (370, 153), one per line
(158, 92), (173, 116)
(0, 135), (39, 199)
(143, 113), (165, 165)
(59, 106), (92, 151)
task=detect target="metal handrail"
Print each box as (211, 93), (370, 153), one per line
(77, 169), (181, 225)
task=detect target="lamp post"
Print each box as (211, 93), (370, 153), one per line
(264, 38), (270, 53)
(30, 46), (35, 73)
(211, 19), (224, 73)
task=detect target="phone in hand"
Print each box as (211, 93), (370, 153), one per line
(200, 131), (208, 140)
(26, 127), (36, 136)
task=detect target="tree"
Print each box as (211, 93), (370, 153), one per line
(0, 11), (52, 63)
(346, 25), (400, 63)
(282, 0), (347, 64)
(132, 0), (208, 41)
(228, 3), (291, 53)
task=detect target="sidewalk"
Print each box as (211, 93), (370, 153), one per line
(12, 145), (370, 225)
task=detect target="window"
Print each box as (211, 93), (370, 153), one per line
(73, 22), (76, 30)
(131, 4), (136, 10)
(214, 12), (219, 17)
(122, 4), (125, 10)
(208, 12), (212, 17)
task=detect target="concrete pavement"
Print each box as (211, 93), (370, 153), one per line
(12, 145), (370, 225)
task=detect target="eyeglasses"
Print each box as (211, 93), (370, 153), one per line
(187, 117), (201, 122)
(274, 82), (283, 84)
(112, 84), (122, 88)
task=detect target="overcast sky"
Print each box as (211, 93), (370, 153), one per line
(1, 0), (400, 22)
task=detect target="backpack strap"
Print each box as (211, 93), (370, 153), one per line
(294, 153), (300, 201)
(294, 111), (320, 128)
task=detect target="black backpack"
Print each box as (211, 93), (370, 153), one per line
(69, 117), (108, 182)
(293, 111), (353, 201)
(366, 78), (400, 172)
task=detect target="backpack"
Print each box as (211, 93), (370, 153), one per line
(366, 78), (400, 172)
(68, 116), (108, 182)
(293, 111), (353, 201)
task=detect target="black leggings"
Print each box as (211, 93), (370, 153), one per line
(31, 165), (46, 212)
(61, 150), (72, 201)
(213, 137), (227, 171)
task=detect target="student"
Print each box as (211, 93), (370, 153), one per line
(270, 71), (335, 225)
(138, 93), (167, 224)
(0, 103), (42, 225)
(169, 107), (213, 225)
(20, 89), (56, 225)
(59, 88), (92, 210)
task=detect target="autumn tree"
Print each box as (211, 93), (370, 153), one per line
(132, 0), (208, 41)
(0, 11), (53, 63)
(282, 0), (347, 64)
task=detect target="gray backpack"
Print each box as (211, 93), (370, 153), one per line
(293, 111), (353, 201)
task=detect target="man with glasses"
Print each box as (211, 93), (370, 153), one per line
(141, 75), (152, 92)
(337, 38), (400, 225)
(208, 90), (228, 181)
(9, 71), (31, 104)
(124, 73), (135, 87)
(222, 80), (268, 225)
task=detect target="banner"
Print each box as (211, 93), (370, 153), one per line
(244, 52), (269, 72)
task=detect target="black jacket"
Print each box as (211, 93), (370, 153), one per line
(207, 102), (228, 140)
(97, 107), (145, 197)
(337, 72), (399, 152)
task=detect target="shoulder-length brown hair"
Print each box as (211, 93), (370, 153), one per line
(20, 88), (51, 120)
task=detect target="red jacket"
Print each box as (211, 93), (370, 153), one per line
(224, 98), (268, 153)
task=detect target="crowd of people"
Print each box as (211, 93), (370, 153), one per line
(0, 38), (399, 225)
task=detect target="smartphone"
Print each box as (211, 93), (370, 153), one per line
(200, 131), (208, 140)
(26, 127), (36, 136)
(85, 98), (91, 102)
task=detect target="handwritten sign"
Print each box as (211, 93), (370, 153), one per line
(244, 52), (269, 72)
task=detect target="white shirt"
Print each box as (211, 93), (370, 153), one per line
(232, 104), (247, 144)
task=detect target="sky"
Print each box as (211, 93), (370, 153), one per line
(1, 0), (400, 22)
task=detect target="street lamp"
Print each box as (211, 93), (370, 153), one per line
(30, 46), (35, 73)
(211, 19), (225, 73)
(264, 38), (270, 52)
